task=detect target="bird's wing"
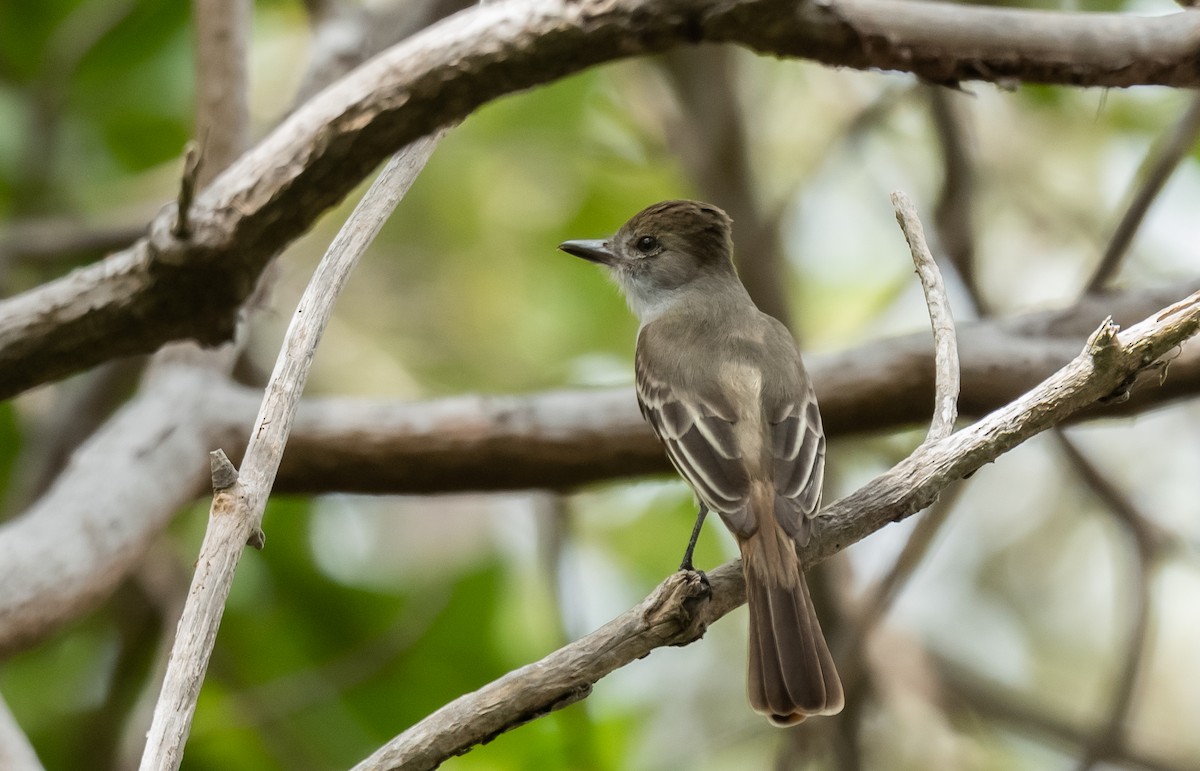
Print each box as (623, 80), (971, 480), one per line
(765, 385), (825, 543)
(635, 350), (755, 537)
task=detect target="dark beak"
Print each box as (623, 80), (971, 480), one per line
(558, 239), (615, 265)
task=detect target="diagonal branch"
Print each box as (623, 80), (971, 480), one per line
(350, 290), (1200, 771)
(5, 0), (1200, 398)
(138, 133), (446, 771)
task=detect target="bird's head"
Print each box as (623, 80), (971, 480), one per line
(558, 200), (736, 321)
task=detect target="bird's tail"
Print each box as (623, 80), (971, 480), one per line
(740, 508), (844, 725)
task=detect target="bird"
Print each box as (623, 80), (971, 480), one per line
(559, 200), (844, 725)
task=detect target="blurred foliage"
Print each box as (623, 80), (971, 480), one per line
(3, 0), (1200, 770)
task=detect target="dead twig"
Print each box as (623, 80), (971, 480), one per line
(891, 191), (960, 441)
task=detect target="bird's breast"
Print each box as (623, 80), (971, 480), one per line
(719, 358), (767, 469)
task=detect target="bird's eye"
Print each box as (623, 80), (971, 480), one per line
(635, 235), (659, 254)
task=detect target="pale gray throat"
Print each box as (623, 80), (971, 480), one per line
(611, 269), (688, 325)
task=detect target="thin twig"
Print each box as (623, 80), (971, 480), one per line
(829, 483), (966, 743)
(1084, 93), (1200, 294)
(1053, 432), (1168, 559)
(350, 289), (1200, 771)
(891, 191), (960, 441)
(137, 132), (447, 771)
(836, 190), (963, 697)
(172, 142), (202, 239)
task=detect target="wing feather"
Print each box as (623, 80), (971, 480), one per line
(635, 313), (825, 542)
(768, 390), (825, 541)
(637, 359), (754, 533)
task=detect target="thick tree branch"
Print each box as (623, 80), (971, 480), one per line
(4, 0), (1200, 398)
(351, 290), (1200, 770)
(0, 365), (225, 656)
(2, 282), (1197, 657)
(263, 282), (1198, 494)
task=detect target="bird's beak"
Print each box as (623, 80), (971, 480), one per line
(558, 239), (615, 266)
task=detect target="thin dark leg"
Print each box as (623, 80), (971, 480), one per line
(679, 504), (709, 572)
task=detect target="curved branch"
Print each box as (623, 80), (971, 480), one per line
(4, 0), (1200, 397)
(891, 191), (960, 440)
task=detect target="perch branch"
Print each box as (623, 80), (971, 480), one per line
(350, 290), (1200, 770)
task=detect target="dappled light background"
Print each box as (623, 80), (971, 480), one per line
(1, 0), (1199, 769)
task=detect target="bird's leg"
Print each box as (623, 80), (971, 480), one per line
(679, 503), (709, 572)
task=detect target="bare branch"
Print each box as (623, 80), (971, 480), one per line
(0, 364), (232, 657)
(5, 0), (1200, 397)
(1, 357), (144, 516)
(840, 483), (965, 657)
(138, 134), (446, 771)
(1084, 93), (1200, 294)
(2, 282), (1197, 658)
(214, 281), (1200, 495)
(350, 568), (729, 771)
(891, 191), (960, 441)
(351, 291), (1200, 770)
(814, 291), (1199, 560)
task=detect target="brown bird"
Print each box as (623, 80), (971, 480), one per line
(559, 200), (843, 724)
